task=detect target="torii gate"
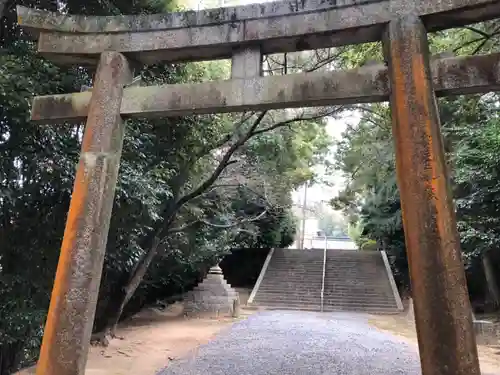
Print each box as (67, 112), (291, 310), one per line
(15, 1), (500, 375)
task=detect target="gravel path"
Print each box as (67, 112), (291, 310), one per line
(157, 310), (427, 375)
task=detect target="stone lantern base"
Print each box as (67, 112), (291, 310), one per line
(184, 265), (239, 317)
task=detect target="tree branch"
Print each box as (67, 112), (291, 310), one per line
(250, 108), (342, 137)
(167, 209), (267, 234)
(172, 111), (268, 212)
(195, 112), (256, 159)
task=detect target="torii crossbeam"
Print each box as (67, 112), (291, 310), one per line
(15, 1), (500, 375)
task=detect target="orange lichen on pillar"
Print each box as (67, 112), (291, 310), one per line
(383, 14), (480, 375)
(35, 51), (132, 375)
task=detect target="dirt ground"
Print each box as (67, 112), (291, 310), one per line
(16, 304), (238, 375)
(86, 287), (254, 375)
(17, 289), (254, 375)
(85, 305), (240, 375)
(368, 314), (500, 374)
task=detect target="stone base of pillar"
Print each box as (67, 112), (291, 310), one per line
(407, 298), (498, 345)
(184, 265), (239, 318)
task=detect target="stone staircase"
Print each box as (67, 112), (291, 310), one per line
(251, 248), (323, 311)
(323, 250), (401, 313)
(249, 248), (402, 313)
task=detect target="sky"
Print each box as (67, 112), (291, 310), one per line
(182, 0), (362, 208)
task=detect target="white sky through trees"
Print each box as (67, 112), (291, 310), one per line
(180, 0), (358, 208)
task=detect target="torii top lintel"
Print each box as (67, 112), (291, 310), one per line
(17, 0), (500, 65)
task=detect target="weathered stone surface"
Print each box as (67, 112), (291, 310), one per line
(30, 53), (500, 124)
(473, 320), (498, 345)
(384, 15), (480, 375)
(17, 0), (500, 64)
(184, 265), (239, 317)
(231, 47), (261, 79)
(35, 52), (132, 375)
(406, 298), (415, 322)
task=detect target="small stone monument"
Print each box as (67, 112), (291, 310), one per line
(184, 264), (239, 318)
(471, 311), (498, 345)
(406, 298), (415, 323)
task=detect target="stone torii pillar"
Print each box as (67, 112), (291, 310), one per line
(35, 52), (132, 375)
(384, 15), (480, 375)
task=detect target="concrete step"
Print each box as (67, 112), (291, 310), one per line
(324, 290), (394, 296)
(323, 303), (398, 310)
(269, 262), (323, 265)
(326, 261), (381, 265)
(262, 279), (322, 283)
(323, 283), (392, 289)
(257, 287), (321, 292)
(258, 282), (322, 287)
(323, 299), (398, 306)
(324, 268), (383, 273)
(325, 279), (386, 283)
(267, 268), (324, 271)
(258, 288), (322, 293)
(255, 293), (321, 300)
(272, 258), (324, 262)
(268, 265), (324, 270)
(271, 259), (324, 262)
(324, 297), (395, 303)
(267, 270), (324, 273)
(326, 254), (381, 258)
(271, 258), (324, 262)
(257, 287), (322, 292)
(322, 305), (399, 313)
(325, 280), (391, 291)
(264, 274), (323, 279)
(255, 298), (321, 305)
(323, 294), (395, 301)
(254, 299), (321, 306)
(323, 297), (397, 304)
(325, 263), (383, 267)
(324, 286), (393, 291)
(253, 299), (321, 306)
(323, 303), (398, 311)
(260, 276), (322, 280)
(257, 290), (321, 295)
(254, 304), (321, 311)
(324, 276), (387, 281)
(265, 270), (323, 274)
(260, 276), (323, 280)
(256, 292), (321, 300)
(259, 282), (323, 287)
(259, 279), (322, 283)
(324, 276), (388, 281)
(326, 261), (381, 264)
(325, 266), (383, 271)
(326, 265), (383, 269)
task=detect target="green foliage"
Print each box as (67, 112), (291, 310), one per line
(331, 24), (500, 296)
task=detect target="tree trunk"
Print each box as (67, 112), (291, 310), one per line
(106, 235), (162, 335)
(0, 340), (24, 375)
(482, 251), (500, 307)
(103, 179), (187, 336)
(0, 0), (7, 20)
